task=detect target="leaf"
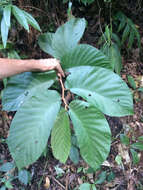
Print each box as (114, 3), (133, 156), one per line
(130, 149), (139, 165)
(1, 16), (9, 48)
(38, 32), (55, 56)
(61, 44), (111, 70)
(52, 18), (86, 59)
(107, 171), (115, 182)
(111, 44), (122, 74)
(121, 24), (130, 45)
(79, 183), (91, 190)
(7, 90), (61, 169)
(69, 100), (111, 169)
(95, 171), (107, 184)
(115, 155), (122, 165)
(127, 75), (136, 90)
(120, 134), (130, 145)
(133, 26), (141, 49)
(128, 30), (135, 49)
(2, 72), (56, 111)
(0, 186), (6, 190)
(65, 66), (133, 116)
(8, 50), (20, 59)
(12, 5), (29, 31)
(0, 162), (15, 172)
(51, 109), (71, 163)
(112, 33), (121, 48)
(131, 142), (143, 151)
(5, 181), (13, 189)
(69, 146), (79, 164)
(117, 18), (126, 32)
(22, 10), (41, 31)
(138, 136), (143, 141)
(3, 5), (11, 27)
(101, 43), (122, 74)
(54, 166), (65, 175)
(18, 170), (30, 185)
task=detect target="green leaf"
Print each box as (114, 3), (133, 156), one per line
(65, 66), (133, 116)
(128, 18), (141, 49)
(12, 5), (29, 31)
(133, 26), (141, 49)
(51, 109), (71, 163)
(112, 33), (121, 48)
(0, 186), (6, 190)
(18, 170), (30, 185)
(138, 88), (143, 92)
(138, 136), (143, 141)
(115, 155), (122, 165)
(117, 18), (126, 32)
(2, 72), (56, 111)
(38, 32), (55, 56)
(107, 171), (115, 182)
(1, 16), (9, 48)
(79, 183), (91, 190)
(54, 166), (65, 175)
(52, 18), (86, 59)
(95, 171), (107, 184)
(121, 24), (130, 45)
(69, 100), (111, 169)
(111, 44), (122, 74)
(101, 43), (122, 74)
(22, 10), (41, 31)
(131, 142), (143, 151)
(7, 90), (61, 169)
(8, 50), (20, 59)
(130, 149), (139, 165)
(3, 5), (11, 27)
(128, 30), (135, 49)
(61, 44), (111, 70)
(127, 75), (136, 90)
(5, 181), (13, 189)
(0, 162), (15, 172)
(120, 134), (130, 145)
(69, 146), (79, 164)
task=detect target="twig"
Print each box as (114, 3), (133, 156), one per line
(58, 74), (69, 111)
(22, 6), (48, 15)
(52, 176), (66, 190)
(96, 0), (107, 44)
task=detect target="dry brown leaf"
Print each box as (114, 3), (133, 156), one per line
(118, 144), (131, 165)
(44, 176), (50, 189)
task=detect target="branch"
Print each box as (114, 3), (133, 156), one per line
(58, 74), (69, 111)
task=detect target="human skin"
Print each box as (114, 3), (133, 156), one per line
(0, 58), (65, 80)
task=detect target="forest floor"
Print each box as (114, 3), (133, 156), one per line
(0, 1), (143, 190)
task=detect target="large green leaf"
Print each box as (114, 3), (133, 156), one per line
(51, 108), (71, 163)
(52, 18), (86, 59)
(12, 5), (29, 31)
(61, 44), (111, 70)
(2, 72), (56, 111)
(69, 100), (111, 169)
(7, 90), (61, 169)
(65, 66), (133, 116)
(38, 32), (55, 56)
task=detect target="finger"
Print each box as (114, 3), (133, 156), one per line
(57, 65), (65, 77)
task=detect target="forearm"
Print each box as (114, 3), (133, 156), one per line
(0, 58), (40, 80)
(0, 58), (64, 80)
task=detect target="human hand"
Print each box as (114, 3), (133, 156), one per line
(39, 58), (65, 77)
